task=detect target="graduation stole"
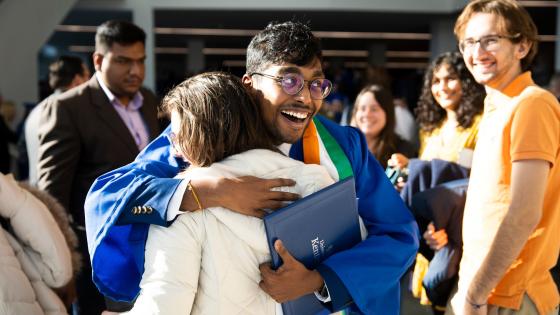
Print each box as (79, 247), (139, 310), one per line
(302, 118), (354, 315)
(302, 117), (353, 181)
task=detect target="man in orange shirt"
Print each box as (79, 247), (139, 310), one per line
(448, 1), (560, 315)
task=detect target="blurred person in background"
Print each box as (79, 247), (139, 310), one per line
(321, 81), (350, 124)
(393, 96), (420, 150)
(351, 84), (416, 169)
(0, 100), (17, 128)
(390, 51), (485, 171)
(388, 51), (485, 312)
(0, 95), (17, 174)
(24, 55), (90, 185)
(548, 72), (560, 102)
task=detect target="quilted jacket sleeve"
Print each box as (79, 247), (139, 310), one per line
(0, 174), (72, 288)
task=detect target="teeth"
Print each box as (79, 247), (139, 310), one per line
(281, 110), (308, 119)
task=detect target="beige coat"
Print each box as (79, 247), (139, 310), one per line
(0, 174), (73, 314)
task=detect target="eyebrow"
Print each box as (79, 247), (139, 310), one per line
(114, 55), (146, 61)
(311, 70), (325, 77)
(463, 34), (501, 40)
(276, 66), (325, 78)
(276, 66), (301, 75)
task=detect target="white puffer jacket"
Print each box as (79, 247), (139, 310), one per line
(128, 149), (335, 315)
(0, 174), (72, 315)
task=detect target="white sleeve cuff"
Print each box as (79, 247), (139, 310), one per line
(166, 178), (189, 222)
(314, 283), (331, 303)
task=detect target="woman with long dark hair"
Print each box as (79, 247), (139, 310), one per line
(390, 51), (485, 169)
(351, 84), (416, 169)
(390, 52), (485, 314)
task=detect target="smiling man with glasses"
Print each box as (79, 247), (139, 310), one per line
(246, 67), (332, 143)
(85, 21), (419, 314)
(447, 1), (560, 315)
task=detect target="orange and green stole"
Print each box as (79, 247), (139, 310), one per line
(302, 117), (353, 181)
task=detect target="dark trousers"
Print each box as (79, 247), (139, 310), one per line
(105, 296), (134, 312)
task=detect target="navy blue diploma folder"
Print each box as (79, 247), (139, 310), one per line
(263, 177), (361, 315)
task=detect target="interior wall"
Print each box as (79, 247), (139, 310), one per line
(0, 0), (76, 124)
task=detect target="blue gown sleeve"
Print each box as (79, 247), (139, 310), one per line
(317, 125), (420, 314)
(84, 125), (187, 301)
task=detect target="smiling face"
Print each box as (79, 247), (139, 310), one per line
(461, 12), (528, 91)
(243, 58), (324, 144)
(353, 91), (387, 140)
(431, 64), (463, 112)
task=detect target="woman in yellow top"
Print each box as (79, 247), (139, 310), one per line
(390, 52), (485, 313)
(391, 51), (484, 169)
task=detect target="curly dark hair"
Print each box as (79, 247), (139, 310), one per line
(415, 51), (485, 132)
(161, 72), (277, 167)
(246, 21), (322, 73)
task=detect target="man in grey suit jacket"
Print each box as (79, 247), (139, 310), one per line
(37, 20), (160, 315)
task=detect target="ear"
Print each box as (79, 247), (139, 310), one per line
(242, 74), (253, 88)
(69, 75), (82, 89)
(515, 40), (531, 60)
(93, 52), (103, 72)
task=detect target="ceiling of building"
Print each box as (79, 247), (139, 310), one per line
(43, 3), (557, 98)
